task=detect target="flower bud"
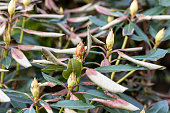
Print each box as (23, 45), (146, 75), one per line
(8, 0), (16, 16)
(106, 29), (114, 50)
(59, 7), (64, 14)
(67, 72), (76, 91)
(3, 30), (11, 45)
(155, 28), (165, 47)
(76, 41), (85, 62)
(130, 0), (138, 18)
(30, 78), (40, 103)
(23, 0), (31, 7)
(107, 16), (114, 23)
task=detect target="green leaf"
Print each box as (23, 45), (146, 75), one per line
(149, 26), (157, 38)
(132, 49), (168, 61)
(123, 23), (134, 36)
(146, 100), (169, 113)
(62, 59), (82, 79)
(24, 107), (36, 113)
(42, 72), (62, 85)
(83, 89), (113, 100)
(159, 0), (170, 7)
(89, 16), (107, 26)
(51, 100), (95, 110)
(143, 6), (165, 15)
(166, 48), (170, 53)
(131, 22), (150, 45)
(1, 56), (12, 69)
(95, 64), (148, 73)
(129, 34), (144, 41)
(42, 65), (65, 73)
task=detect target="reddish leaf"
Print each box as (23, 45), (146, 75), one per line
(67, 16), (89, 23)
(0, 22), (6, 36)
(70, 32), (81, 45)
(52, 89), (68, 96)
(40, 100), (53, 113)
(11, 48), (32, 68)
(45, 98), (61, 102)
(95, 5), (120, 17)
(100, 58), (111, 67)
(70, 94), (79, 100)
(77, 27), (99, 37)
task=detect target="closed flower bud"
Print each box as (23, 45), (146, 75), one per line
(130, 0), (138, 18)
(106, 29), (114, 50)
(154, 28), (165, 48)
(76, 41), (85, 62)
(23, 0), (31, 7)
(59, 7), (64, 14)
(30, 78), (40, 103)
(3, 30), (11, 45)
(67, 72), (76, 91)
(107, 16), (114, 23)
(8, 0), (16, 16)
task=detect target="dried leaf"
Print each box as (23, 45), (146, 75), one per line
(45, 98), (61, 102)
(117, 51), (166, 70)
(86, 68), (128, 93)
(70, 94), (79, 100)
(52, 89), (68, 96)
(64, 108), (77, 113)
(77, 27), (99, 37)
(11, 48), (32, 68)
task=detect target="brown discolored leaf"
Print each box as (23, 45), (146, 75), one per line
(11, 48), (32, 68)
(77, 27), (99, 37)
(45, 98), (61, 103)
(40, 100), (53, 113)
(81, 82), (95, 86)
(52, 89), (68, 96)
(70, 94), (79, 100)
(100, 58), (111, 67)
(95, 5), (120, 17)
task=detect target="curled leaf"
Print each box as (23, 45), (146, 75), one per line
(42, 48), (67, 67)
(0, 22), (6, 36)
(40, 100), (53, 113)
(67, 16), (89, 23)
(0, 69), (9, 72)
(86, 68), (128, 93)
(23, 14), (64, 19)
(19, 28), (65, 37)
(64, 108), (77, 113)
(100, 58), (111, 67)
(11, 48), (32, 68)
(117, 51), (166, 70)
(85, 26), (92, 57)
(100, 15), (128, 30)
(70, 32), (81, 45)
